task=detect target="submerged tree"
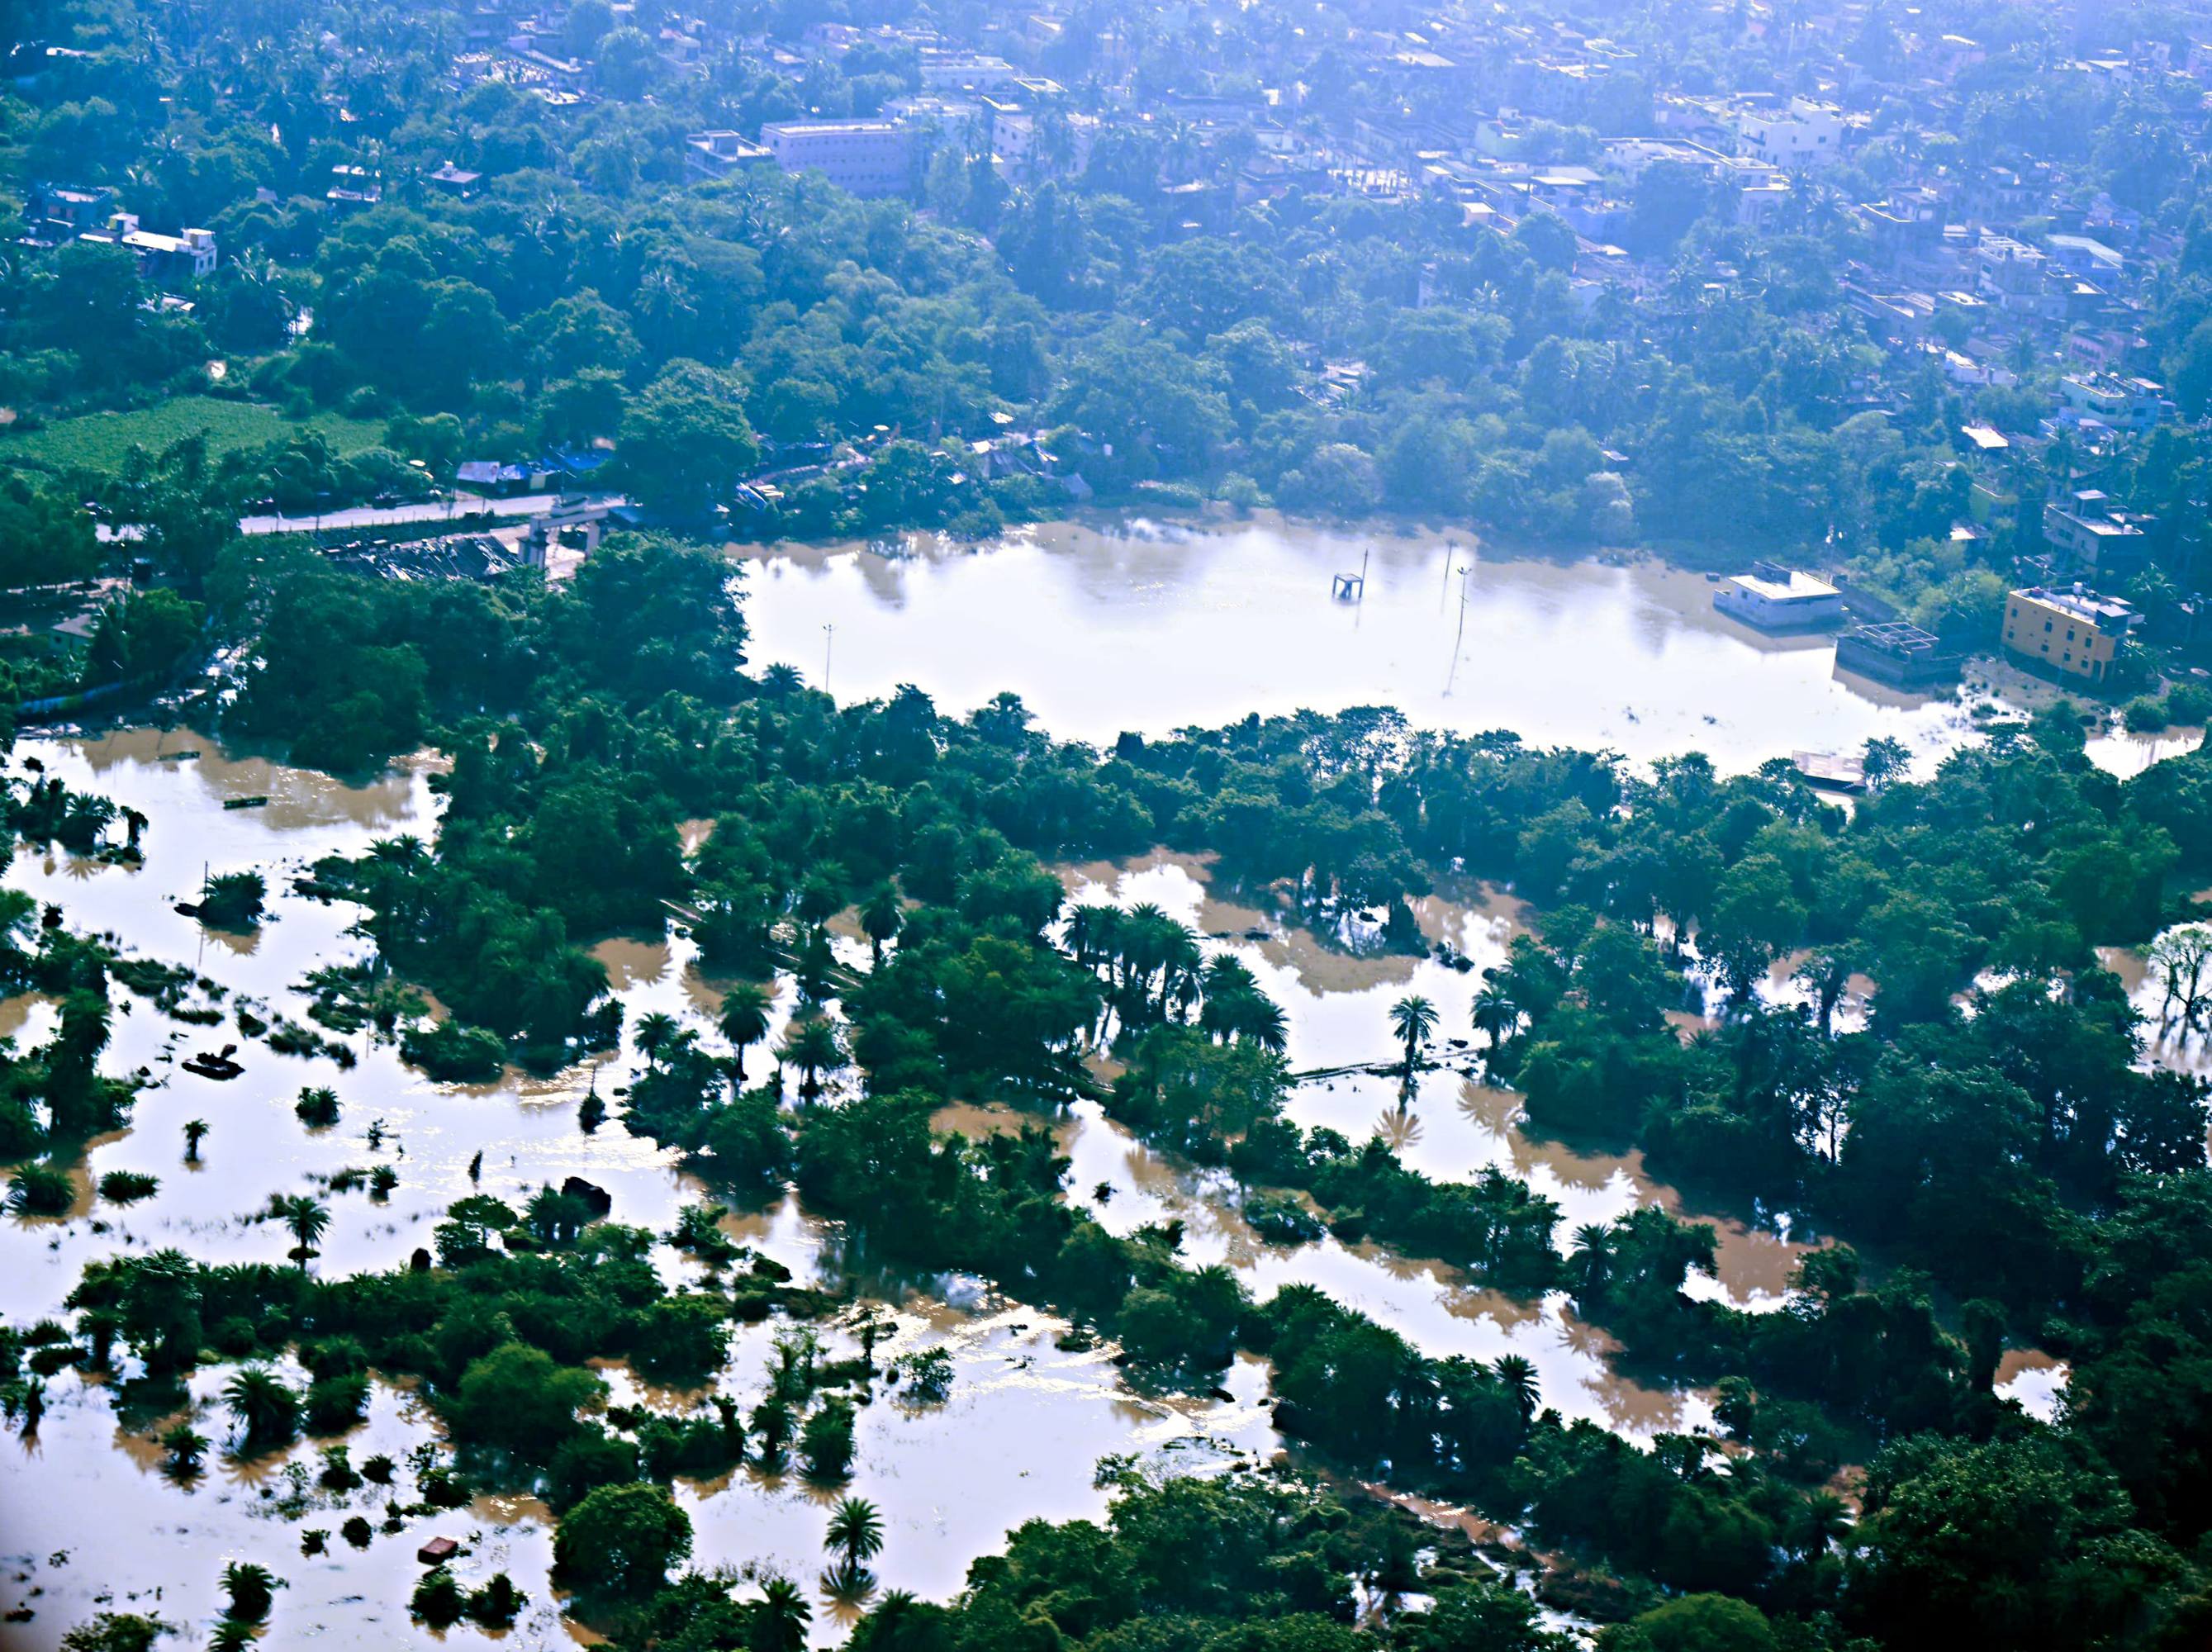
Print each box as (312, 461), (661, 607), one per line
(2149, 923), (2212, 1030)
(274, 1194), (330, 1265)
(1472, 980), (1519, 1050)
(1388, 994), (1438, 1079)
(753, 1577), (812, 1651)
(223, 1368), (299, 1449)
(777, 1016), (846, 1099)
(715, 982), (774, 1085)
(219, 1561), (282, 1623)
(825, 1496), (884, 1573)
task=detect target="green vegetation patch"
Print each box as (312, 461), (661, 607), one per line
(0, 398), (386, 476)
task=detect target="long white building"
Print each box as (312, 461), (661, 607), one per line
(758, 120), (914, 197)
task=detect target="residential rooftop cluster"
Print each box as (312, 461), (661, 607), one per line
(7, 0), (2212, 700)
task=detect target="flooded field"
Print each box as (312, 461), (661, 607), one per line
(737, 519), (2196, 778)
(7, 641), (2138, 1639)
(0, 732), (1270, 1650)
(1058, 851), (1821, 1318)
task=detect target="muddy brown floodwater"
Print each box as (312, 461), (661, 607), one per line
(1058, 852), (1822, 1311)
(736, 517), (2201, 780)
(2, 691), (2098, 1643)
(0, 731), (1270, 1651)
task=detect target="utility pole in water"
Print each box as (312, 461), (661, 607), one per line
(822, 623), (835, 695)
(1444, 565), (1470, 695)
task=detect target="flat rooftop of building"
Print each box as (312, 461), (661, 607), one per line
(761, 119), (904, 136)
(1726, 567), (1839, 601)
(2016, 585), (2135, 626)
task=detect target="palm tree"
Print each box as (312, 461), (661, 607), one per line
(859, 883), (904, 963)
(1226, 995), (1289, 1053)
(794, 925), (838, 1005)
(634, 1010), (681, 1071)
(224, 1367), (298, 1446)
(275, 1194), (330, 1265)
(717, 982), (773, 1085)
(777, 1016), (845, 1100)
(1472, 983), (1518, 1051)
(825, 1497), (884, 1570)
(220, 1560), (282, 1622)
(1493, 1355), (1540, 1423)
(1388, 995), (1437, 1077)
(869, 1593), (924, 1636)
(1566, 1223), (1614, 1300)
(753, 1576), (812, 1651)
(159, 1421), (207, 1473)
(1065, 903), (1110, 971)
(1787, 1489), (1852, 1560)
(183, 1118), (208, 1161)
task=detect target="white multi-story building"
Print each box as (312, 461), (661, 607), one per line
(1731, 97), (1844, 169)
(81, 211), (217, 283)
(758, 120), (915, 197)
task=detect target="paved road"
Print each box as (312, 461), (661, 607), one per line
(237, 492), (627, 536)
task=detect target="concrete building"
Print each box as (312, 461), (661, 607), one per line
(2002, 585), (2138, 682)
(2060, 372), (2172, 433)
(1714, 561), (1846, 630)
(919, 51), (1020, 91)
(758, 120), (914, 197)
(2042, 490), (2149, 572)
(1730, 97), (1844, 168)
(22, 181), (116, 236)
(428, 162), (484, 199)
(685, 130), (773, 179)
(1835, 621), (1962, 688)
(80, 212), (217, 283)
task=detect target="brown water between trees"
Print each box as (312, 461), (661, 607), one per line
(0, 663), (2101, 1646)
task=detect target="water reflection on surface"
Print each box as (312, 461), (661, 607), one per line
(1059, 852), (1821, 1317)
(2, 1364), (562, 1651)
(939, 1094), (1715, 1441)
(0, 730), (1279, 1650)
(740, 521), (1996, 773)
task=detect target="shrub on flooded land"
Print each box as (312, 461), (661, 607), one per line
(97, 1170), (158, 1203)
(553, 1481), (693, 1598)
(8, 1161), (74, 1214)
(401, 1019), (507, 1082)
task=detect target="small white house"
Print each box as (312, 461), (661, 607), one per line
(1714, 561), (1844, 630)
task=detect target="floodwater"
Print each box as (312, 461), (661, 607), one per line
(743, 518), (2007, 776)
(0, 732), (1271, 1650)
(0, 706), (2100, 1643)
(1993, 1347), (2069, 1424)
(937, 1097), (1714, 1441)
(1058, 851), (1822, 1314)
(2100, 937), (2212, 1084)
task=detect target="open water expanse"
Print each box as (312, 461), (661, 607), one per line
(4, 516), (2166, 1645)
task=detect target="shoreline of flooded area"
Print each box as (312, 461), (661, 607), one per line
(0, 730), (1496, 1649)
(0, 708), (2096, 1643)
(733, 517), (2203, 781)
(1057, 850), (1824, 1316)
